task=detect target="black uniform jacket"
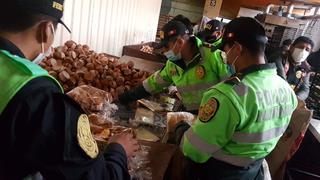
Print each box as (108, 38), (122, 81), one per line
(0, 37), (130, 180)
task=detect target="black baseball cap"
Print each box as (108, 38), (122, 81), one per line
(158, 20), (189, 48)
(197, 19), (223, 40)
(8, 0), (71, 33)
(218, 17), (268, 51)
(204, 20), (223, 34)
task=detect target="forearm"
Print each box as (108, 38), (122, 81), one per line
(118, 84), (151, 104)
(103, 143), (130, 180)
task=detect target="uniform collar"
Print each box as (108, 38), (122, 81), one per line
(0, 37), (25, 58)
(225, 63), (276, 86)
(184, 36), (202, 69)
(238, 63), (276, 77)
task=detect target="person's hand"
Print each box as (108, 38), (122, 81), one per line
(109, 133), (139, 157)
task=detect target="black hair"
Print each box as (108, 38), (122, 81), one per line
(292, 36), (314, 49)
(0, 6), (57, 32)
(172, 14), (193, 35)
(224, 17), (267, 56)
(282, 39), (292, 46)
(224, 36), (267, 57)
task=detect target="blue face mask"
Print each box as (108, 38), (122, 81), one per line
(164, 50), (182, 61)
(164, 41), (182, 61)
(227, 64), (236, 74)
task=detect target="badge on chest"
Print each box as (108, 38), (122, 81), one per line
(195, 65), (205, 79)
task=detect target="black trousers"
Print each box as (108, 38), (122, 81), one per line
(182, 157), (264, 180)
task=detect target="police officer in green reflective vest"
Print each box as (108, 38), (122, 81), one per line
(175, 17), (298, 179)
(0, 1), (138, 179)
(197, 19), (223, 49)
(119, 20), (229, 113)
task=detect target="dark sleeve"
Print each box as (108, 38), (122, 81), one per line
(0, 77), (129, 180)
(296, 72), (311, 100)
(274, 58), (286, 79)
(118, 84), (151, 104)
(268, 53), (286, 79)
(168, 121), (190, 145)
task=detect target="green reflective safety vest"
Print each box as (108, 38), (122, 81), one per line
(182, 64), (298, 167)
(201, 38), (222, 54)
(212, 38), (222, 47)
(143, 37), (230, 111)
(0, 50), (63, 114)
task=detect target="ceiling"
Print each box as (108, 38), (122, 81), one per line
(287, 0), (320, 5)
(220, 0), (320, 19)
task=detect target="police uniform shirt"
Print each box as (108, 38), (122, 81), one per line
(286, 62), (310, 100)
(0, 37), (130, 180)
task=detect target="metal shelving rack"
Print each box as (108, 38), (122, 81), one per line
(306, 72), (320, 119)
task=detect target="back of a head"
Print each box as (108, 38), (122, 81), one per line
(0, 0), (69, 33)
(0, 6), (55, 33)
(222, 17), (267, 56)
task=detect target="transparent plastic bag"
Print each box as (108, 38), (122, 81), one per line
(67, 85), (118, 124)
(129, 145), (152, 180)
(166, 112), (196, 133)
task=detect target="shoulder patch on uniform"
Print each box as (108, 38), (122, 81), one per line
(195, 65), (205, 79)
(199, 98), (219, 123)
(77, 114), (99, 159)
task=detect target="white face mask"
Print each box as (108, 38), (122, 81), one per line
(291, 48), (310, 64)
(33, 47), (53, 64)
(163, 41), (182, 61)
(33, 24), (55, 64)
(222, 43), (239, 74)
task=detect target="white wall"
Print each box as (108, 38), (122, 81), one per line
(54, 0), (162, 56)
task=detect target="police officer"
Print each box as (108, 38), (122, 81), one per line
(118, 20), (229, 113)
(172, 14), (193, 35)
(175, 17), (298, 179)
(197, 19), (223, 47)
(0, 1), (138, 179)
(269, 36), (314, 100)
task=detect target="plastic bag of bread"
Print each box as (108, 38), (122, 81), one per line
(67, 85), (114, 111)
(93, 125), (134, 142)
(167, 112), (196, 133)
(67, 85), (118, 126)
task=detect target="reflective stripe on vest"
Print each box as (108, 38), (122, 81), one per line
(185, 128), (220, 154)
(185, 128), (256, 167)
(143, 71), (171, 94)
(177, 82), (216, 93)
(212, 150), (256, 167)
(232, 123), (289, 143)
(0, 50), (63, 114)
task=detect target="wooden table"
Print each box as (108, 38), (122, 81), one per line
(139, 141), (180, 180)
